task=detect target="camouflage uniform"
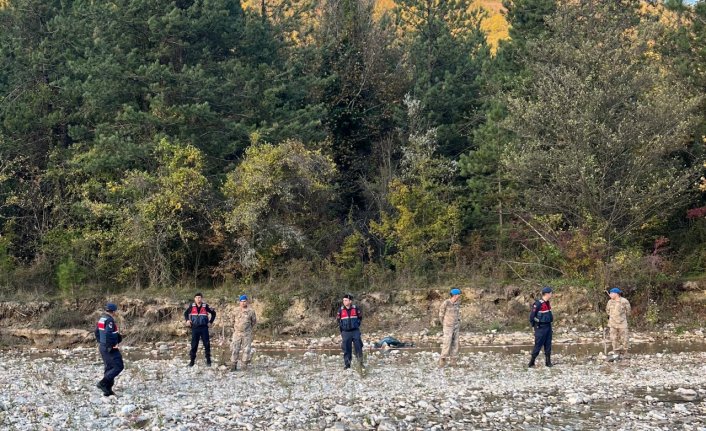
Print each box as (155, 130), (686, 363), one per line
(231, 307), (257, 369)
(606, 297), (631, 354)
(438, 299), (461, 365)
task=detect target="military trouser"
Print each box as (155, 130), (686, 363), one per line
(341, 329), (363, 368)
(231, 332), (253, 365)
(609, 327), (628, 353)
(440, 324), (460, 360)
(99, 345), (124, 385)
(190, 326), (211, 361)
(531, 324), (552, 356)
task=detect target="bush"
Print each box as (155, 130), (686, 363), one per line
(41, 308), (91, 329)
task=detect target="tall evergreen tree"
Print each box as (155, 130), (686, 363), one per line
(395, 0), (491, 158)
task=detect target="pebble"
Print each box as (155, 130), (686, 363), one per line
(0, 345), (705, 429)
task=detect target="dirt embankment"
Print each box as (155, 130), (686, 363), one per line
(1, 281), (705, 348)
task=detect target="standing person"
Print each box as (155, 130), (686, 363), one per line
(528, 286), (554, 368)
(438, 288), (462, 367)
(337, 294), (364, 369)
(231, 294), (257, 371)
(606, 287), (631, 359)
(95, 303), (124, 396)
(184, 292), (216, 367)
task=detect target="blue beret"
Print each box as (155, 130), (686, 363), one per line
(450, 288), (462, 295)
(609, 288), (622, 294)
(105, 303), (118, 312)
(541, 286), (553, 294)
(239, 295), (248, 301)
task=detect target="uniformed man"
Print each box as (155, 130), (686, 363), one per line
(438, 288), (462, 367)
(184, 292), (216, 367)
(528, 286), (554, 368)
(606, 287), (631, 359)
(231, 294), (257, 371)
(337, 294), (364, 369)
(95, 303), (124, 396)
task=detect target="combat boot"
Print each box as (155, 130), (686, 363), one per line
(206, 359), (212, 367)
(438, 358), (446, 368)
(528, 353), (538, 368)
(230, 363), (238, 372)
(96, 379), (111, 396)
(106, 380), (116, 396)
(188, 358), (195, 367)
(545, 354), (553, 367)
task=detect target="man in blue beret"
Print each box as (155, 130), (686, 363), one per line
(528, 286), (554, 368)
(438, 288), (462, 367)
(606, 287), (631, 359)
(230, 294), (257, 371)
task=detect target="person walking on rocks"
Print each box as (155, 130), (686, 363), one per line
(231, 294), (257, 371)
(606, 287), (631, 359)
(95, 303), (124, 396)
(184, 292), (216, 367)
(438, 288), (462, 367)
(337, 294), (364, 369)
(528, 286), (554, 368)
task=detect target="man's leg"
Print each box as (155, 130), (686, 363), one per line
(450, 326), (460, 365)
(610, 327), (619, 353)
(529, 327), (542, 367)
(105, 350), (124, 395)
(189, 328), (199, 366)
(544, 326), (553, 366)
(242, 333), (254, 369)
(439, 327), (452, 367)
(202, 327), (211, 365)
(96, 347), (111, 396)
(231, 336), (242, 370)
(352, 330), (364, 366)
(619, 327), (629, 356)
(342, 331), (353, 369)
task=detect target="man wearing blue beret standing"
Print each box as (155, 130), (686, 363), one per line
(95, 303), (124, 396)
(231, 294), (257, 371)
(438, 288), (462, 367)
(528, 286), (554, 368)
(606, 287), (631, 360)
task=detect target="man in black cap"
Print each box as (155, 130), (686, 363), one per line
(528, 286), (554, 368)
(95, 303), (124, 396)
(337, 294), (364, 369)
(184, 292), (216, 367)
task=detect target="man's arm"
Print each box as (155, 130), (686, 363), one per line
(529, 301), (538, 326)
(438, 301), (446, 324)
(184, 306), (190, 322)
(357, 306), (362, 322)
(106, 319), (120, 347)
(251, 310), (257, 327)
(208, 305), (216, 324)
(624, 299), (631, 317)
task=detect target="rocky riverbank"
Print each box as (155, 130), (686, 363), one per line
(1, 344), (705, 430)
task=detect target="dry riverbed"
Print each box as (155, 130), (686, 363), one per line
(1, 337), (705, 431)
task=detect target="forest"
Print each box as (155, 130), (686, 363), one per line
(1, 0), (705, 305)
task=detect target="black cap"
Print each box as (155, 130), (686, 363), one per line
(343, 294), (353, 300)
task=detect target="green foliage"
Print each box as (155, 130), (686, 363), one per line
(395, 0), (491, 157)
(0, 0), (706, 296)
(56, 258), (85, 298)
(220, 139), (336, 277)
(502, 0), (700, 265)
(370, 99), (462, 274)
